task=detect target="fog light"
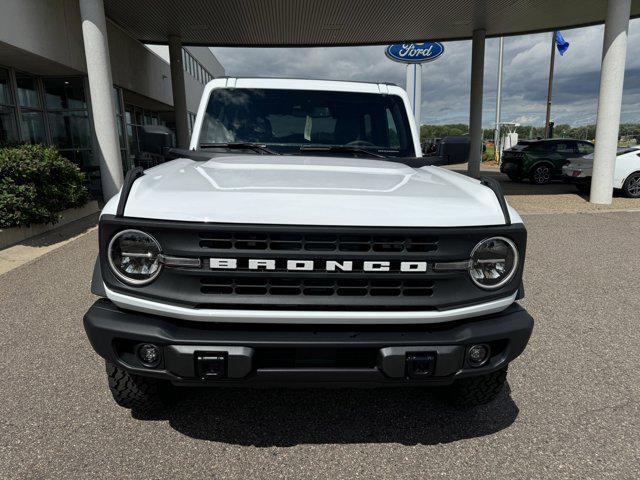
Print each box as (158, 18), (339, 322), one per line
(137, 343), (161, 367)
(467, 344), (490, 367)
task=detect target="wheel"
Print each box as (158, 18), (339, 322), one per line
(530, 164), (552, 185)
(105, 361), (169, 412)
(622, 172), (640, 198)
(438, 368), (507, 407)
(507, 174), (522, 182)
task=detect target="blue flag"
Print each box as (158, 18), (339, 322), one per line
(555, 31), (569, 56)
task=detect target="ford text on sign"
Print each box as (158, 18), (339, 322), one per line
(385, 42), (445, 63)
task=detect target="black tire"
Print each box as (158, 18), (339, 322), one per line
(530, 164), (553, 185)
(439, 368), (507, 407)
(106, 362), (168, 412)
(507, 174), (522, 182)
(622, 172), (640, 198)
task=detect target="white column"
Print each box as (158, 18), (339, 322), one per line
(168, 35), (190, 149)
(405, 63), (422, 127)
(590, 0), (632, 204)
(468, 29), (486, 178)
(79, 0), (123, 200)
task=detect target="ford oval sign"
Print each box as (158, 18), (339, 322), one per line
(385, 42), (445, 64)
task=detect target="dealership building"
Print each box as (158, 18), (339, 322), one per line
(0, 0), (224, 197)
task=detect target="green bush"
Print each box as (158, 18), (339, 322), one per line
(0, 144), (89, 228)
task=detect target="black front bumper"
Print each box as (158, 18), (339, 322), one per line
(84, 299), (534, 387)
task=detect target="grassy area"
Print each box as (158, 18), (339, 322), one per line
(482, 144), (497, 164)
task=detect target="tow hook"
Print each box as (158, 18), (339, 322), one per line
(196, 353), (227, 379)
(405, 352), (436, 378)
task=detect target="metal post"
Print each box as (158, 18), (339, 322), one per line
(405, 63), (422, 128)
(590, 0), (631, 204)
(545, 32), (556, 139)
(168, 35), (190, 149)
(79, 0), (124, 200)
(494, 37), (504, 163)
(468, 29), (486, 178)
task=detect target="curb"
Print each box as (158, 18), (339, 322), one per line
(0, 201), (100, 250)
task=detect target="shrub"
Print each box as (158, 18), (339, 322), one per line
(0, 144), (89, 228)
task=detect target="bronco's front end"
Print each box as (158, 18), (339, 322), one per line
(84, 78), (533, 411)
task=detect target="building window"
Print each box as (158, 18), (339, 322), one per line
(43, 77), (92, 165)
(182, 49), (214, 86)
(113, 86), (130, 173)
(124, 103), (169, 167)
(0, 67), (19, 145)
(44, 78), (87, 110)
(16, 74), (41, 108)
(16, 73), (47, 144)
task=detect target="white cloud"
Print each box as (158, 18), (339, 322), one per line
(208, 19), (640, 127)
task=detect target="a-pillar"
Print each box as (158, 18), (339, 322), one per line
(168, 35), (190, 149)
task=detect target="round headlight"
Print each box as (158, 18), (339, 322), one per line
(108, 229), (162, 285)
(469, 237), (518, 289)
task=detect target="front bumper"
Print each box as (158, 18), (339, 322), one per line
(500, 161), (521, 175)
(84, 299), (534, 387)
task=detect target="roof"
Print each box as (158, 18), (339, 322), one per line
(208, 77), (400, 92)
(105, 0), (640, 46)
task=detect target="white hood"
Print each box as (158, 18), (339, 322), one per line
(106, 155), (519, 227)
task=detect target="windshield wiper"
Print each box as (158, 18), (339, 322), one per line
(298, 146), (385, 158)
(199, 142), (279, 155)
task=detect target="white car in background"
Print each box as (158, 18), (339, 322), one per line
(563, 147), (640, 197)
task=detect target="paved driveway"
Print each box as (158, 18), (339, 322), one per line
(1, 212), (639, 479)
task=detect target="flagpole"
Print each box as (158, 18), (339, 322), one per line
(545, 32), (556, 139)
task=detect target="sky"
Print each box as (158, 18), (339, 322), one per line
(149, 18), (640, 128)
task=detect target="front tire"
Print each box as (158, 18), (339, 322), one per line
(622, 172), (640, 198)
(530, 164), (552, 185)
(106, 362), (168, 412)
(439, 368), (508, 407)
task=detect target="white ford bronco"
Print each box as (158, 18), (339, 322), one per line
(84, 78), (533, 411)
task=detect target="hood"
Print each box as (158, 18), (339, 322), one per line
(112, 155), (516, 227)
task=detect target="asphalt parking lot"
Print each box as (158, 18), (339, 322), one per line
(1, 211), (639, 479)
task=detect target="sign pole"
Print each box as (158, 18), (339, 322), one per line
(405, 63), (422, 126)
(386, 42), (443, 129)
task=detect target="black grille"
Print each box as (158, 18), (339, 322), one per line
(199, 232), (438, 253)
(99, 215), (527, 311)
(201, 276), (434, 297)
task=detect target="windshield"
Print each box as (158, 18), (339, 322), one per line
(198, 88), (415, 157)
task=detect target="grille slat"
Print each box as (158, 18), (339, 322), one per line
(199, 232), (438, 253)
(200, 277), (434, 297)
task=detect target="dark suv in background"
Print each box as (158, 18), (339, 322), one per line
(500, 139), (594, 184)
